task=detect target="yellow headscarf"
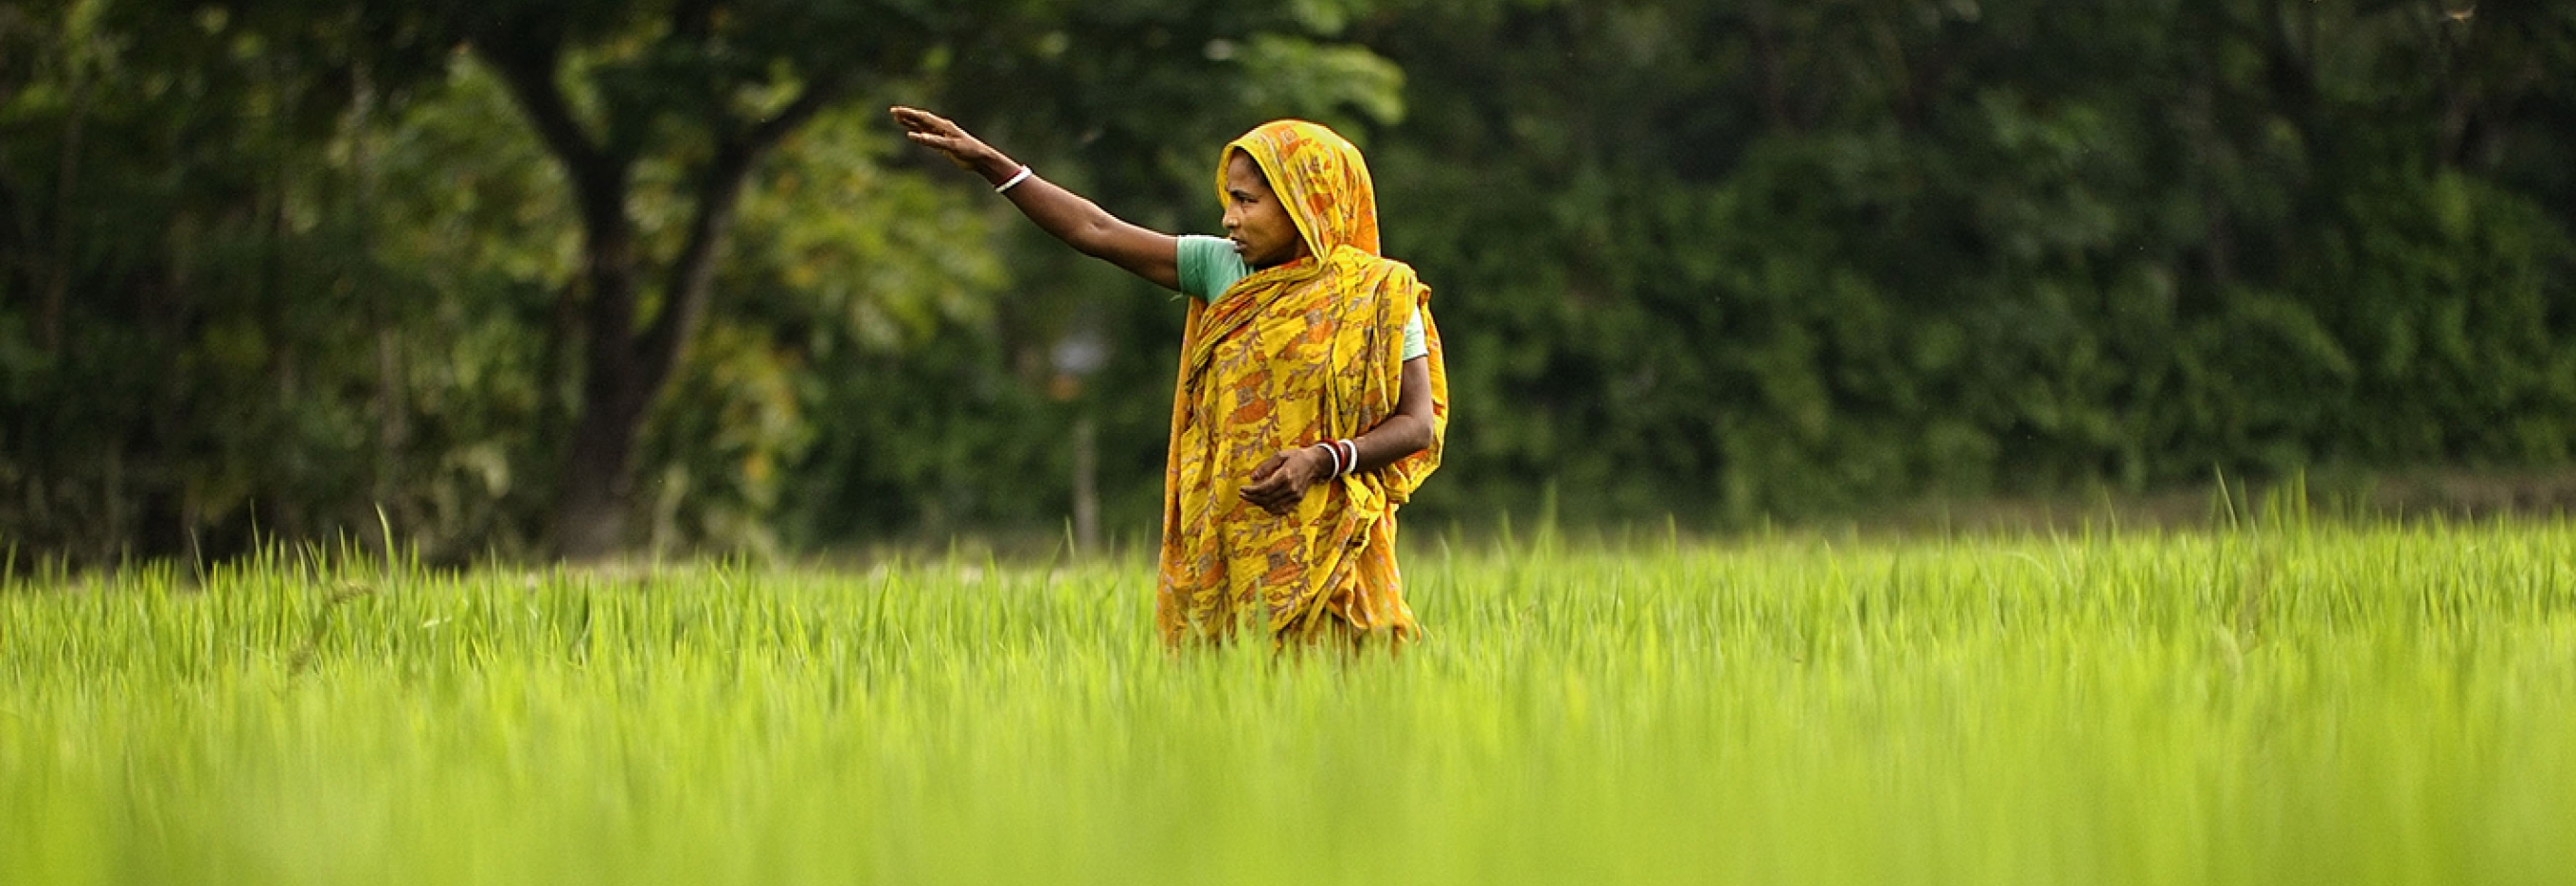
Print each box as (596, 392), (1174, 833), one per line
(1155, 120), (1450, 647)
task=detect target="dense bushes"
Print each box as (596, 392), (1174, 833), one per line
(4, 0), (2570, 560)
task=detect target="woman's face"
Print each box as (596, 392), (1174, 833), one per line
(1223, 151), (1308, 269)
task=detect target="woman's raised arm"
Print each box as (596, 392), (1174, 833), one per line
(891, 107), (1181, 291)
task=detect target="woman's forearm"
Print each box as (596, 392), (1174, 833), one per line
(1004, 177), (1136, 259)
(1344, 413), (1433, 475)
(1337, 354), (1439, 475)
(968, 147), (1180, 287)
(895, 108), (1177, 288)
(956, 145), (1099, 246)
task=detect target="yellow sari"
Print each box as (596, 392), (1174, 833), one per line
(1156, 119), (1450, 648)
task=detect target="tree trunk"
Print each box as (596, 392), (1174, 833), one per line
(546, 196), (647, 560)
(41, 62), (88, 353)
(478, 34), (842, 561)
(353, 67), (407, 540)
(1071, 413), (1100, 552)
(1746, 5), (1794, 131)
(550, 378), (649, 559)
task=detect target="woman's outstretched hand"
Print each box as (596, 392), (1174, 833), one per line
(889, 106), (1184, 289)
(890, 106), (1011, 178)
(1241, 447), (1333, 516)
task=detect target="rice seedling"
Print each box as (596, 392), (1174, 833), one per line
(5, 513), (2572, 884)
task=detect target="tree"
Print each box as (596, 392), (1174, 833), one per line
(428, 3), (890, 557)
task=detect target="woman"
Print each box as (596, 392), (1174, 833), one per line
(892, 107), (1447, 649)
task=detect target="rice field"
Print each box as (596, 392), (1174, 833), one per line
(7, 512), (2575, 885)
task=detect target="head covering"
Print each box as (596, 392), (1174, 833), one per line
(1216, 119), (1382, 260)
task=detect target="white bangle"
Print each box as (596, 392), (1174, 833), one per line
(1336, 439), (1358, 477)
(1315, 443), (1344, 479)
(995, 165), (1034, 193)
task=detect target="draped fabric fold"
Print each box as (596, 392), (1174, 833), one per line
(1155, 120), (1450, 647)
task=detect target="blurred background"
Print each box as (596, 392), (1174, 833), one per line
(1, 0), (2568, 564)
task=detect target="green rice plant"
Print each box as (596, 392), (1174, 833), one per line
(5, 514), (2573, 884)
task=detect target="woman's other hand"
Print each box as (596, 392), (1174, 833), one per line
(1239, 447), (1333, 516)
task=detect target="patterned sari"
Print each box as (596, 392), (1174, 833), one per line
(1156, 119), (1450, 648)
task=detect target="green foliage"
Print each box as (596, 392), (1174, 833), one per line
(0, 0), (423, 556)
(1352, 0), (2576, 527)
(1234, 34), (1406, 130)
(2, 0), (2572, 558)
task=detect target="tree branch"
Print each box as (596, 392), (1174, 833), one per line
(671, 0), (719, 44)
(478, 38), (618, 202)
(634, 74), (847, 392)
(748, 74), (847, 152)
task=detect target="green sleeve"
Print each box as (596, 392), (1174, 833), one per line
(1175, 235), (1249, 301)
(1402, 306), (1429, 361)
